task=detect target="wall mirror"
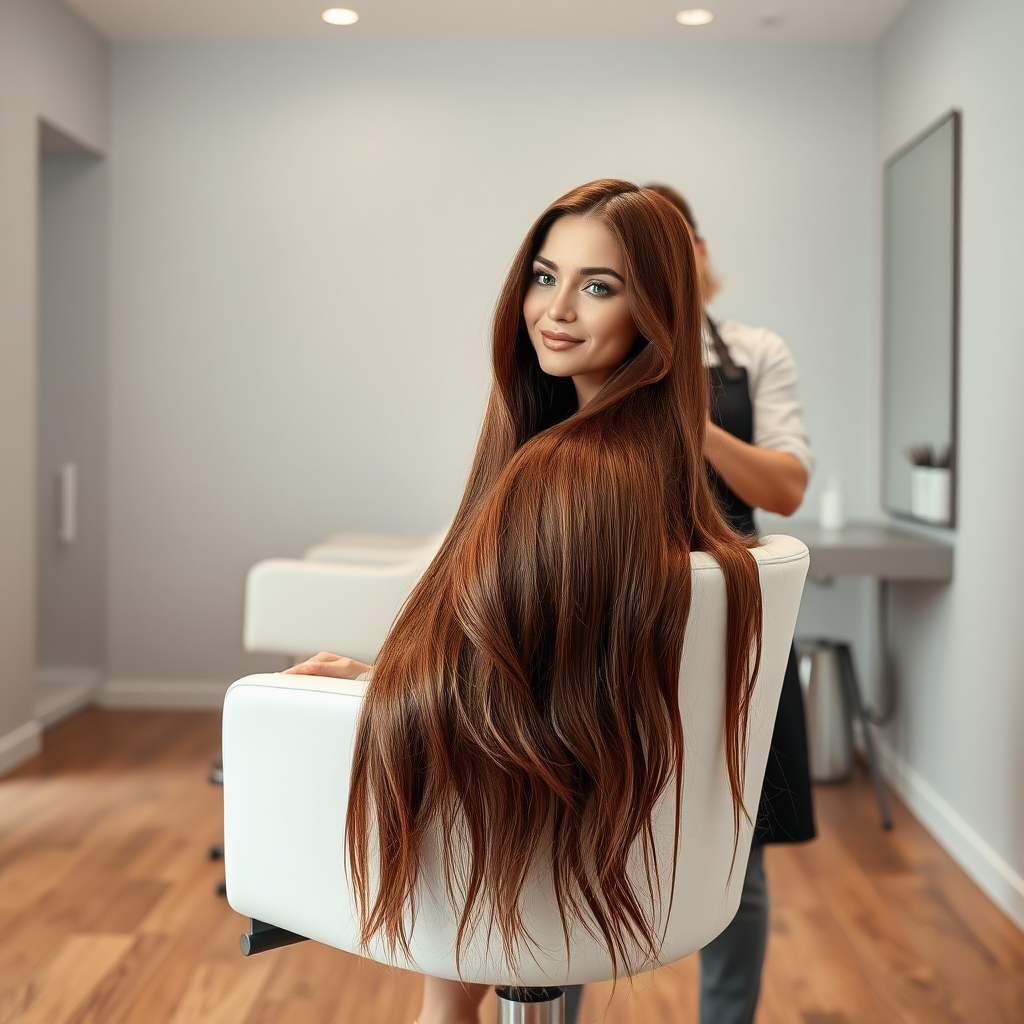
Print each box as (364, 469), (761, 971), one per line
(882, 110), (960, 527)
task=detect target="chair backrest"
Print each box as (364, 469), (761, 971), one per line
(223, 535), (808, 987)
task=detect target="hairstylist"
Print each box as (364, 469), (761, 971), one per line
(649, 184), (816, 1024)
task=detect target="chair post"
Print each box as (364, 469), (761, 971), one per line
(495, 986), (564, 1024)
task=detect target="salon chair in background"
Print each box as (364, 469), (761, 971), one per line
(222, 536), (809, 1024)
(242, 525), (448, 663)
(305, 525), (449, 565)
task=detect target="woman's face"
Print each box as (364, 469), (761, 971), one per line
(523, 215), (638, 407)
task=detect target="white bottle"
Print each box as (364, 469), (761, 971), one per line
(819, 473), (846, 531)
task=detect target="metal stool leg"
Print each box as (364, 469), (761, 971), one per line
(209, 753), (226, 891)
(837, 644), (893, 829)
(496, 987), (565, 1024)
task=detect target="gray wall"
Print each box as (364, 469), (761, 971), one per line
(37, 153), (109, 673)
(106, 39), (876, 686)
(876, 0), (1024, 928)
(0, 0), (107, 772)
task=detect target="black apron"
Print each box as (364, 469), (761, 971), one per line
(707, 318), (816, 846)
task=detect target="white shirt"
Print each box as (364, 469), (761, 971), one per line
(702, 319), (815, 479)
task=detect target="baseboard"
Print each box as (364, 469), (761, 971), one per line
(34, 667), (102, 728)
(878, 737), (1024, 933)
(35, 666), (103, 687)
(97, 678), (231, 710)
(0, 720), (43, 777)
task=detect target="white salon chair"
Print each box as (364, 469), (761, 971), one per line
(243, 527), (448, 663)
(223, 535), (808, 1022)
(304, 525), (450, 566)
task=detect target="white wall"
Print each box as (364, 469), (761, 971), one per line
(875, 0), (1024, 928)
(107, 39), (876, 688)
(0, 0), (107, 774)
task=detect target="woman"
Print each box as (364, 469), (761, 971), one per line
(287, 180), (766, 1024)
(646, 183), (816, 1024)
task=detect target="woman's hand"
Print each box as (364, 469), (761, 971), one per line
(704, 419), (808, 516)
(282, 652), (372, 679)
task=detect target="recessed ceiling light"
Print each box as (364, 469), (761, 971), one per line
(676, 8), (714, 26)
(322, 8), (359, 26)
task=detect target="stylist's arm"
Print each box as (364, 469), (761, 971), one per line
(704, 419), (808, 516)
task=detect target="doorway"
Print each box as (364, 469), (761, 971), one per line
(35, 119), (108, 726)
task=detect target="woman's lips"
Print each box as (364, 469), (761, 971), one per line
(540, 330), (584, 351)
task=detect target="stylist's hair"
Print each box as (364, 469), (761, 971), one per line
(644, 182), (701, 237)
(346, 179), (762, 975)
(644, 182), (722, 302)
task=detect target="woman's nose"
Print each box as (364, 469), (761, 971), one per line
(548, 287), (576, 323)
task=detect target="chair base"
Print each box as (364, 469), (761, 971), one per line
(239, 918), (310, 956)
(496, 987), (564, 1024)
(234, 925), (568, 1024)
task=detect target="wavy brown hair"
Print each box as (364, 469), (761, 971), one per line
(346, 180), (762, 976)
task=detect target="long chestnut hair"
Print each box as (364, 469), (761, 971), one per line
(346, 180), (762, 975)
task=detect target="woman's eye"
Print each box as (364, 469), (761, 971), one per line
(585, 281), (612, 297)
(535, 272), (556, 286)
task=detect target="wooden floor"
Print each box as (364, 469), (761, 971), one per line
(1, 710), (1022, 1024)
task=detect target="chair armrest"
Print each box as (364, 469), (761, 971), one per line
(223, 673), (365, 956)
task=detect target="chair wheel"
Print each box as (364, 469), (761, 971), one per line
(209, 844), (223, 860)
(215, 880), (227, 897)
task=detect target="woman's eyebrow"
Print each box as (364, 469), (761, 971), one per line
(534, 256), (625, 284)
(579, 266), (625, 283)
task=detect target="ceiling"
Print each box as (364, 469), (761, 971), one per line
(63, 0), (911, 43)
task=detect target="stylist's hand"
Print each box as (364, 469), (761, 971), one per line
(283, 652), (372, 679)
